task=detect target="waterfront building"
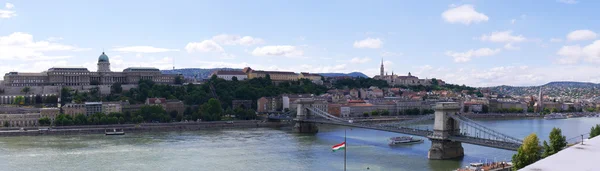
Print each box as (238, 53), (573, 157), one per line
(0, 113), (40, 127)
(102, 102), (122, 114)
(232, 100), (252, 109)
(2, 52), (181, 93)
(210, 70), (248, 81)
(40, 108), (60, 123)
(165, 100), (185, 115)
(85, 102), (103, 116)
(62, 103), (86, 116)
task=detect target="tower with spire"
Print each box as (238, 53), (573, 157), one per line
(97, 52), (111, 72)
(380, 58), (384, 77)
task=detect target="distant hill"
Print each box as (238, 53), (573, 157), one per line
(485, 81), (600, 99)
(162, 68), (368, 79)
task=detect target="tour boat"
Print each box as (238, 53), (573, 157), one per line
(105, 128), (125, 135)
(388, 136), (423, 145)
(544, 113), (567, 120)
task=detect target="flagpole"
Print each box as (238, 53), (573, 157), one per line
(344, 129), (347, 171)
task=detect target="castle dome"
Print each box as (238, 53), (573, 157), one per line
(98, 52), (109, 62)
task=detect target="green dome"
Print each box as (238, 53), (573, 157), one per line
(98, 52), (109, 62)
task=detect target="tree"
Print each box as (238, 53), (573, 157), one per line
(60, 87), (72, 106)
(111, 83), (123, 94)
(590, 124), (600, 138)
(3, 121), (9, 127)
(512, 133), (542, 170)
(169, 110), (179, 119)
(199, 98), (223, 121)
(13, 96), (25, 105)
(231, 76), (238, 82)
(38, 117), (51, 126)
(363, 112), (369, 117)
(542, 128), (567, 158)
(21, 87), (31, 94)
(175, 75), (183, 85)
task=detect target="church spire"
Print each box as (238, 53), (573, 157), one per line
(380, 58), (384, 77)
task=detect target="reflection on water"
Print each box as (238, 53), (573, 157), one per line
(0, 117), (599, 171)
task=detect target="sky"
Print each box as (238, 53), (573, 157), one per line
(1, 0), (600, 87)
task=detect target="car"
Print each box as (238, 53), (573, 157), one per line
(226, 121), (234, 124)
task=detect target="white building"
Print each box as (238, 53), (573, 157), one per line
(211, 70), (248, 81)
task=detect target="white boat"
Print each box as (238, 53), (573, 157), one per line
(105, 128), (125, 135)
(544, 113), (567, 120)
(388, 136), (423, 145)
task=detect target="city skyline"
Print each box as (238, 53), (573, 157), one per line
(1, 0), (600, 87)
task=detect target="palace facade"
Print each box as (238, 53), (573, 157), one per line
(3, 52), (180, 87)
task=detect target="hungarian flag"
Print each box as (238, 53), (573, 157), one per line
(332, 142), (346, 152)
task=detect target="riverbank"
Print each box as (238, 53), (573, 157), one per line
(0, 120), (286, 136)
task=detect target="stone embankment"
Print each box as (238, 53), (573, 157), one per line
(0, 120), (284, 136)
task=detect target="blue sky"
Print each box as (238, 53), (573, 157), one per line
(1, 0), (600, 87)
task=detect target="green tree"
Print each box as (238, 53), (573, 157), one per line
(363, 112), (369, 117)
(175, 75), (184, 85)
(21, 86), (31, 94)
(590, 124), (600, 138)
(3, 121), (9, 127)
(199, 98), (223, 121)
(111, 83), (123, 94)
(542, 128), (567, 158)
(512, 133), (542, 170)
(13, 96), (25, 105)
(482, 105), (489, 113)
(231, 76), (238, 82)
(38, 117), (51, 126)
(60, 87), (72, 106)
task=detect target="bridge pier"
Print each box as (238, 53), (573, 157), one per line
(293, 98), (318, 133)
(428, 102), (464, 160)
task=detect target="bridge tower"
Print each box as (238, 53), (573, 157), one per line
(428, 102), (464, 159)
(293, 98), (319, 133)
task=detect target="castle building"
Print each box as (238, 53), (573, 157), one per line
(373, 59), (445, 86)
(3, 52), (181, 87)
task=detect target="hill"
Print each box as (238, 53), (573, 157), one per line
(162, 68), (368, 79)
(485, 81), (600, 99)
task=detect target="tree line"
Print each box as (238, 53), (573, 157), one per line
(39, 98), (258, 126)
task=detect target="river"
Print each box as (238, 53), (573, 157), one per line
(0, 117), (599, 171)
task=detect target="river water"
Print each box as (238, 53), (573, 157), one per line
(1, 117), (599, 171)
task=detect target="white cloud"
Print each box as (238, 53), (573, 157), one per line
(381, 51), (403, 57)
(557, 0), (578, 4)
(510, 19), (516, 24)
(220, 53), (236, 60)
(5, 3), (14, 9)
(349, 57), (371, 64)
(353, 38), (382, 49)
(550, 38), (563, 43)
(0, 32), (87, 61)
(112, 46), (179, 53)
(504, 43), (520, 50)
(566, 30), (597, 41)
(479, 31), (526, 43)
(0, 3), (16, 18)
(556, 40), (600, 64)
(445, 48), (501, 63)
(185, 40), (224, 53)
(383, 60), (394, 66)
(211, 34), (265, 46)
(251, 45), (303, 57)
(441, 4), (489, 25)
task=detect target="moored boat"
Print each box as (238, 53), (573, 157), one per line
(388, 136), (423, 145)
(105, 128), (125, 135)
(544, 113), (566, 120)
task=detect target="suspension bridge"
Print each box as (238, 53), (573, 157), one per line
(268, 98), (524, 160)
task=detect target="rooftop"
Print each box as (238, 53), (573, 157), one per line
(521, 136), (600, 171)
(215, 70), (246, 75)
